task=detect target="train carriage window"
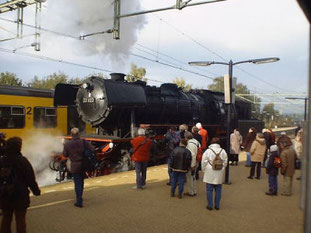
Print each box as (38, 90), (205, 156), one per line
(0, 106), (25, 129)
(34, 107), (57, 128)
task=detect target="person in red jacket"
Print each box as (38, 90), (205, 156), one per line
(196, 123), (208, 151)
(131, 128), (152, 190)
(195, 123), (209, 179)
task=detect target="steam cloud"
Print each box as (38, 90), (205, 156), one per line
(22, 133), (63, 187)
(41, 0), (147, 62)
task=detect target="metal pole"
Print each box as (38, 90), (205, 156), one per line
(118, 0), (226, 18)
(130, 110), (135, 138)
(224, 60), (233, 184)
(113, 0), (120, 40)
(305, 98), (307, 121)
(304, 27), (311, 233)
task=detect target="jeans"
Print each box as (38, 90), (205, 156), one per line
(250, 162), (261, 178)
(171, 171), (186, 195)
(72, 173), (85, 205)
(135, 161), (148, 188)
(206, 183), (222, 209)
(268, 174), (278, 193)
(1, 209), (27, 233)
(246, 152), (251, 166)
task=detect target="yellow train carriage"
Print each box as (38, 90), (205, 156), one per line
(0, 85), (94, 140)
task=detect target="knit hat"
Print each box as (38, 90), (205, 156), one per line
(270, 145), (278, 152)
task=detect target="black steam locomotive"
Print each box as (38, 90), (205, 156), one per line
(55, 73), (261, 138)
(53, 73), (263, 177)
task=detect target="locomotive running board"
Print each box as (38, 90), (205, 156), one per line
(54, 83), (79, 106)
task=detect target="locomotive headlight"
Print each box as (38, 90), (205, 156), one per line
(109, 142), (114, 148)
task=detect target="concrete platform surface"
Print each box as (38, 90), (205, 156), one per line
(2, 161), (303, 233)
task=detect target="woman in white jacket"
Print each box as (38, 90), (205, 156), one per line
(201, 137), (228, 210)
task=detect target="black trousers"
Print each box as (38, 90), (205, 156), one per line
(250, 162), (261, 178)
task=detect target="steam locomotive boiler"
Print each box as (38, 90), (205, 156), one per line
(54, 73), (238, 137)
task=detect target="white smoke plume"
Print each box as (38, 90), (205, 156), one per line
(41, 0), (147, 63)
(22, 133), (64, 187)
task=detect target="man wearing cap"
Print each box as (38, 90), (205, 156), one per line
(130, 128), (152, 190)
(265, 145), (280, 195)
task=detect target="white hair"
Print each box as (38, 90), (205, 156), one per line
(195, 123), (202, 129)
(71, 127), (80, 136)
(137, 128), (145, 136)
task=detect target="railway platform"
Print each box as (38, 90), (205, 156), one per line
(3, 158), (303, 233)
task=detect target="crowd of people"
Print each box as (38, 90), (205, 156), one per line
(0, 124), (303, 232)
(129, 123), (228, 211)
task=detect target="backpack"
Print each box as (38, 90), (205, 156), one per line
(0, 155), (17, 199)
(273, 156), (281, 168)
(82, 140), (98, 173)
(209, 148), (224, 170)
(189, 141), (203, 162)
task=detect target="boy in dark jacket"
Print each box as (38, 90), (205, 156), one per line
(169, 139), (192, 199)
(265, 145), (280, 195)
(0, 137), (41, 233)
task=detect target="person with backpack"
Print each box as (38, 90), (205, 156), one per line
(63, 127), (93, 208)
(0, 132), (6, 157)
(201, 137), (228, 210)
(265, 145), (280, 195)
(185, 131), (200, 197)
(0, 137), (41, 233)
(130, 128), (152, 190)
(169, 139), (192, 199)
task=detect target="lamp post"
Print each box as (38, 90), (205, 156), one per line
(285, 97), (308, 121)
(189, 57), (279, 184)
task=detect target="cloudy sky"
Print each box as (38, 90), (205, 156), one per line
(0, 0), (309, 113)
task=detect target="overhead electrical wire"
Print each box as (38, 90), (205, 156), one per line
(0, 15), (301, 101)
(152, 15), (297, 94)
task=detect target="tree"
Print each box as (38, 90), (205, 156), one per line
(172, 77), (192, 92)
(208, 76), (261, 119)
(28, 72), (68, 89)
(125, 64), (147, 82)
(0, 72), (23, 86)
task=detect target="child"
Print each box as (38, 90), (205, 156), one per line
(265, 145), (280, 195)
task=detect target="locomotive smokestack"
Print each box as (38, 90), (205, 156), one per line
(110, 73), (125, 82)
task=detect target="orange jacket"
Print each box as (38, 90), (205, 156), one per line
(130, 136), (152, 162)
(199, 128), (208, 150)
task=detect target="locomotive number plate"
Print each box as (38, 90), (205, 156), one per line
(83, 97), (95, 103)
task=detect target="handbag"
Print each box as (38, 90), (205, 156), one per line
(295, 157), (301, 170)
